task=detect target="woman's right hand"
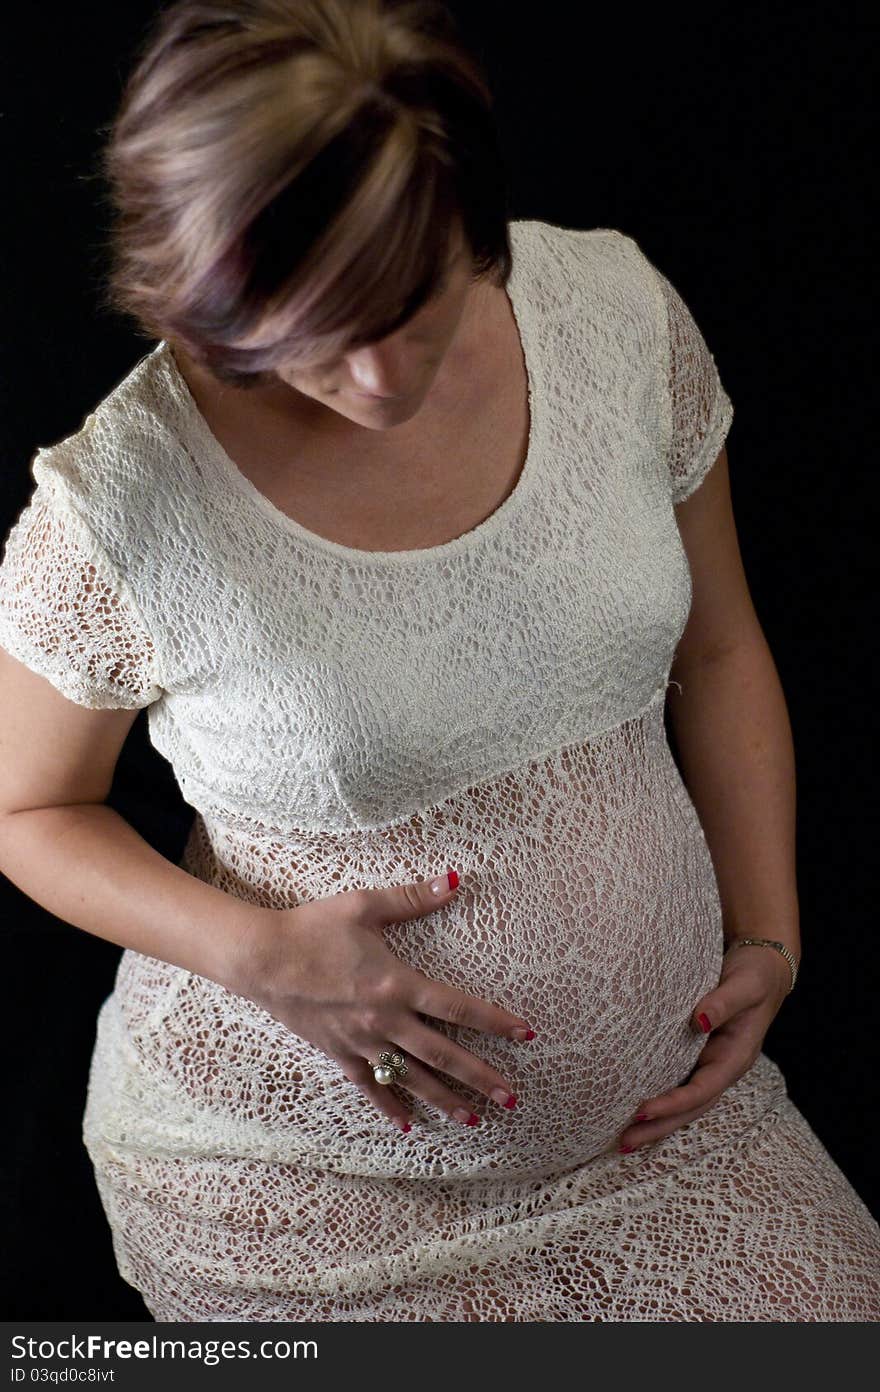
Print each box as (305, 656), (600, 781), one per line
(239, 871), (536, 1132)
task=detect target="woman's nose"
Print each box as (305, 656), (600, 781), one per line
(345, 344), (412, 399)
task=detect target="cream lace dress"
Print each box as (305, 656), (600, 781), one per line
(2, 221), (878, 1322)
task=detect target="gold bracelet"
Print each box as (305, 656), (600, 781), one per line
(723, 936), (799, 994)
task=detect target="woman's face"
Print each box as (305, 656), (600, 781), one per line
(268, 224), (486, 432)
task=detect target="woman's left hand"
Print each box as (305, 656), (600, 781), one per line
(617, 943), (793, 1154)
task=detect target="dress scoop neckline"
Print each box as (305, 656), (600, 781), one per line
(156, 222), (542, 567)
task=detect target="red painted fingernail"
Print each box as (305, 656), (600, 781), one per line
(504, 1094), (517, 1109)
(400, 1122), (411, 1133)
(447, 868), (459, 890)
(620, 1144), (634, 1154)
(635, 1113), (649, 1122)
(466, 1112), (480, 1126)
(698, 1012), (712, 1033)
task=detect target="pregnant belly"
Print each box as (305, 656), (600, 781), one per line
(381, 789), (724, 1171)
(109, 750), (725, 1178)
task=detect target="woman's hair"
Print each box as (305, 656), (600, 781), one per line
(93, 0), (513, 388)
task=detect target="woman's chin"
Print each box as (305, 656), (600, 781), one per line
(345, 392), (424, 430)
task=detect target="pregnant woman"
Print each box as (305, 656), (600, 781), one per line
(1, 0), (878, 1321)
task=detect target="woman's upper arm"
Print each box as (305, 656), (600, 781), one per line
(625, 237), (751, 666)
(0, 646), (140, 815)
(670, 444), (766, 672)
(0, 471), (164, 815)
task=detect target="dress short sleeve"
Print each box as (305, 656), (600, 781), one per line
(0, 478), (164, 710)
(652, 263), (735, 505)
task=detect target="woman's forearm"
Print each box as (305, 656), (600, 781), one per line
(0, 802), (277, 995)
(666, 634), (801, 964)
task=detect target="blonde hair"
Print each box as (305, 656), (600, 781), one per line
(93, 0), (513, 387)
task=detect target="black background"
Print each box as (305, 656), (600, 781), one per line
(1, 2), (877, 1321)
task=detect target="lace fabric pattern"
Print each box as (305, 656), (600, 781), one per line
(92, 688), (723, 1179)
(3, 221), (879, 1320)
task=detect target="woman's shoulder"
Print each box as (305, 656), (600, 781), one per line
(510, 219), (663, 371)
(32, 343), (183, 502)
(26, 342), (196, 578)
(513, 216), (642, 259)
(513, 217), (660, 305)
